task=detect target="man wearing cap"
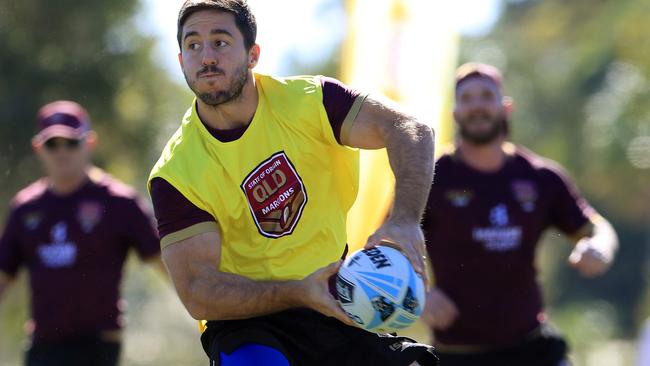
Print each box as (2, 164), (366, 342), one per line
(419, 62), (619, 365)
(0, 100), (161, 366)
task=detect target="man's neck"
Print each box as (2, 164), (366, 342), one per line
(49, 171), (88, 195)
(196, 75), (258, 130)
(456, 138), (508, 173)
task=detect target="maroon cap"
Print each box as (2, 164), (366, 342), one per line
(455, 62), (503, 91)
(34, 100), (91, 144)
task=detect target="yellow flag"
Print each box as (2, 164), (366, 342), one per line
(342, 0), (458, 251)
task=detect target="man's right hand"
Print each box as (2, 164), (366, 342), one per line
(420, 287), (459, 331)
(297, 260), (356, 326)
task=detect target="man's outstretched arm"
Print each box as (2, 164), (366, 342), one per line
(162, 229), (353, 324)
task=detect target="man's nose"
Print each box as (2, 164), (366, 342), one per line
(201, 45), (218, 66)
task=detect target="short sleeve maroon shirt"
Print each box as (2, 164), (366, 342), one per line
(0, 171), (160, 344)
(422, 146), (594, 346)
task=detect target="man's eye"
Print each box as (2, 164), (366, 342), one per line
(482, 92), (495, 101)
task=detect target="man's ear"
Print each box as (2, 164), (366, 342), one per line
(452, 108), (460, 125)
(248, 44), (260, 69)
(502, 96), (514, 117)
(32, 137), (42, 154)
(85, 131), (98, 151)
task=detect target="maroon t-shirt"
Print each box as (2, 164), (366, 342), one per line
(0, 172), (160, 344)
(422, 146), (594, 346)
(150, 76), (363, 240)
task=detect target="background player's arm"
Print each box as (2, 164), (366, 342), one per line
(162, 230), (354, 324)
(421, 287), (459, 331)
(569, 215), (619, 277)
(341, 95), (435, 282)
(0, 210), (21, 303)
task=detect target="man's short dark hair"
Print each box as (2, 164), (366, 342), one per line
(177, 0), (257, 50)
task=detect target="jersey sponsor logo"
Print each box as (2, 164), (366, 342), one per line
(473, 204), (522, 252)
(511, 180), (538, 212)
(77, 201), (103, 233)
(241, 152), (307, 238)
(445, 189), (474, 207)
(38, 222), (77, 268)
(489, 203), (509, 226)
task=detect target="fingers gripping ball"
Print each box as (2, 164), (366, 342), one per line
(336, 246), (426, 333)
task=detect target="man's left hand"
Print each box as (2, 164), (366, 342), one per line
(568, 238), (612, 278)
(365, 220), (429, 288)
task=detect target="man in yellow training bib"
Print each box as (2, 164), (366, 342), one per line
(148, 1), (437, 365)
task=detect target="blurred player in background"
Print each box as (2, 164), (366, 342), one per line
(420, 62), (619, 366)
(0, 100), (161, 366)
(148, 0), (438, 365)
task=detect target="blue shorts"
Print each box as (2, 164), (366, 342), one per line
(218, 343), (289, 366)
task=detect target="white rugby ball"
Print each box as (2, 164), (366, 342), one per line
(336, 246), (425, 333)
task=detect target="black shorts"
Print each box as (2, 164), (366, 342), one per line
(436, 325), (568, 366)
(26, 335), (121, 366)
(201, 308), (438, 366)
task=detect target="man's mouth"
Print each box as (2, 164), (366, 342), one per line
(200, 72), (221, 78)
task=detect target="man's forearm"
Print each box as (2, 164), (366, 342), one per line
(385, 121), (435, 222)
(181, 265), (303, 321)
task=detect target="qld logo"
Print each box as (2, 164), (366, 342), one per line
(241, 152), (307, 238)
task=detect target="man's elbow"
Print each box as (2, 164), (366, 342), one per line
(178, 283), (228, 321)
(173, 279), (210, 320)
(403, 119), (434, 145)
(184, 300), (208, 320)
(427, 124), (435, 141)
(184, 299), (232, 321)
(418, 122), (434, 142)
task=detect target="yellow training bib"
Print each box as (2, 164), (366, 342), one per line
(149, 74), (359, 280)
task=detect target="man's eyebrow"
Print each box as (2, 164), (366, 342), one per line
(210, 28), (234, 37)
(184, 28), (234, 42)
(183, 31), (199, 42)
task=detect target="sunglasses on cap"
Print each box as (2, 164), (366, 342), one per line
(43, 138), (83, 151)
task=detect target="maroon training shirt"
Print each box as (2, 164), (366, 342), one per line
(422, 146), (594, 346)
(0, 170), (160, 344)
(150, 76), (363, 240)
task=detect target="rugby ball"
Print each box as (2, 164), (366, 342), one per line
(336, 246), (425, 333)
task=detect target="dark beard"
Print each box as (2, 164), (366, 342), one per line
(458, 117), (508, 145)
(185, 62), (249, 106)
